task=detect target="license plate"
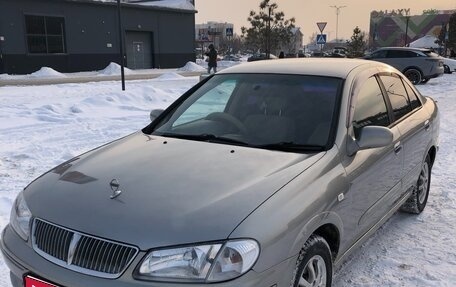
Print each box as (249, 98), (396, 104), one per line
(25, 276), (60, 287)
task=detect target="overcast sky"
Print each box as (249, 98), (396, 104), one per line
(195, 0), (456, 43)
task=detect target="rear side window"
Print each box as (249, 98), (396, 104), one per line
(352, 77), (390, 138)
(403, 80), (422, 110)
(380, 75), (412, 122)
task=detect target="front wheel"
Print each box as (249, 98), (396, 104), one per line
(444, 65), (452, 74)
(291, 235), (332, 287)
(401, 154), (432, 214)
(404, 69), (422, 85)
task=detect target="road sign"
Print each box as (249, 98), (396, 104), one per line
(226, 28), (233, 37)
(317, 22), (327, 33)
(316, 34), (327, 45)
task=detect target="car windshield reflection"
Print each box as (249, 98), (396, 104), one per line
(152, 74), (342, 152)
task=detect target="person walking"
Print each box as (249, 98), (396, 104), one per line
(206, 44), (218, 73)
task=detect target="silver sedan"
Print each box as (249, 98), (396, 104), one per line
(1, 58), (439, 287)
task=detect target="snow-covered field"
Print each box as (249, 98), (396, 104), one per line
(0, 72), (455, 286)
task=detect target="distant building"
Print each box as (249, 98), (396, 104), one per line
(195, 21), (234, 47)
(0, 0), (196, 74)
(369, 9), (455, 48)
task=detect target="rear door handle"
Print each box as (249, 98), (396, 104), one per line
(424, 120), (431, 131)
(394, 142), (402, 154)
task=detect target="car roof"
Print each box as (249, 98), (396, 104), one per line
(218, 58), (383, 79)
(376, 47), (432, 52)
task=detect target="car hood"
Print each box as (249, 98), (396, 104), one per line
(25, 132), (323, 250)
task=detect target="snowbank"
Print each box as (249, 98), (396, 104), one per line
(30, 67), (67, 78)
(177, 61), (206, 72)
(98, 62), (133, 76)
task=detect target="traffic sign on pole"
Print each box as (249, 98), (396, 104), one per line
(316, 34), (327, 45)
(316, 22), (327, 33)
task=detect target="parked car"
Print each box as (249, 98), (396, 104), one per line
(1, 59), (439, 287)
(222, 54), (241, 62)
(364, 47), (444, 84)
(442, 57), (456, 74)
(247, 53), (277, 61)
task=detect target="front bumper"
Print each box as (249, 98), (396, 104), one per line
(1, 225), (296, 287)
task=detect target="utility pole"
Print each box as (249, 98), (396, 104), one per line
(403, 9), (411, 47)
(117, 0), (125, 91)
(404, 15), (410, 47)
(267, 5), (272, 59)
(330, 5), (347, 42)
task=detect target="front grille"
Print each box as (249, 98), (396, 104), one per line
(32, 218), (138, 279)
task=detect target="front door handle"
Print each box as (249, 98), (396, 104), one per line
(394, 142), (402, 154)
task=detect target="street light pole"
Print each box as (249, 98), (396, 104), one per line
(330, 5), (347, 42)
(117, 0), (125, 91)
(267, 6), (272, 59)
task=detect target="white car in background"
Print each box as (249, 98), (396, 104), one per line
(442, 57), (456, 74)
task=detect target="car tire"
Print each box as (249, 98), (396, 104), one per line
(290, 235), (332, 287)
(443, 65), (451, 74)
(404, 69), (422, 85)
(401, 154), (432, 214)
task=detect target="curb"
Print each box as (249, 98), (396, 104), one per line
(0, 71), (203, 87)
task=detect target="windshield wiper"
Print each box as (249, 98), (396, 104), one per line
(160, 133), (248, 146)
(254, 142), (325, 152)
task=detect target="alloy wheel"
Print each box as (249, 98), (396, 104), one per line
(299, 255), (327, 287)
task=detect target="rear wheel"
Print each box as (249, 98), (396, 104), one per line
(404, 69), (422, 85)
(291, 235), (332, 287)
(401, 154), (431, 214)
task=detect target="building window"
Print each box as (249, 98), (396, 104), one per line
(25, 15), (66, 54)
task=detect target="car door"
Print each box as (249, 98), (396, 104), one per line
(379, 74), (431, 193)
(340, 75), (403, 246)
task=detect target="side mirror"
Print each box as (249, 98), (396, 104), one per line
(348, 126), (393, 156)
(150, 109), (164, 122)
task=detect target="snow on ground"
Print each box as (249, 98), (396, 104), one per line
(0, 74), (455, 286)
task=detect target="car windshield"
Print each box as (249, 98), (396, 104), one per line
(151, 74), (342, 152)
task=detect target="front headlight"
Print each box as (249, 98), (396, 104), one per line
(10, 192), (32, 241)
(137, 239), (259, 282)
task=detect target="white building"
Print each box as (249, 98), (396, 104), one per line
(195, 21), (234, 47)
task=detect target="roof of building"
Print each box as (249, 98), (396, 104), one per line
(59, 0), (195, 12)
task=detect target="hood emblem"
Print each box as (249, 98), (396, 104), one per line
(109, 179), (122, 199)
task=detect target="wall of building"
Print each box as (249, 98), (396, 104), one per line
(0, 0), (195, 74)
(369, 10), (454, 48)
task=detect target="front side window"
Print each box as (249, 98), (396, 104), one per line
(380, 75), (412, 122)
(386, 50), (419, 58)
(352, 76), (390, 138)
(371, 50), (387, 58)
(151, 74), (342, 151)
(25, 15), (66, 54)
